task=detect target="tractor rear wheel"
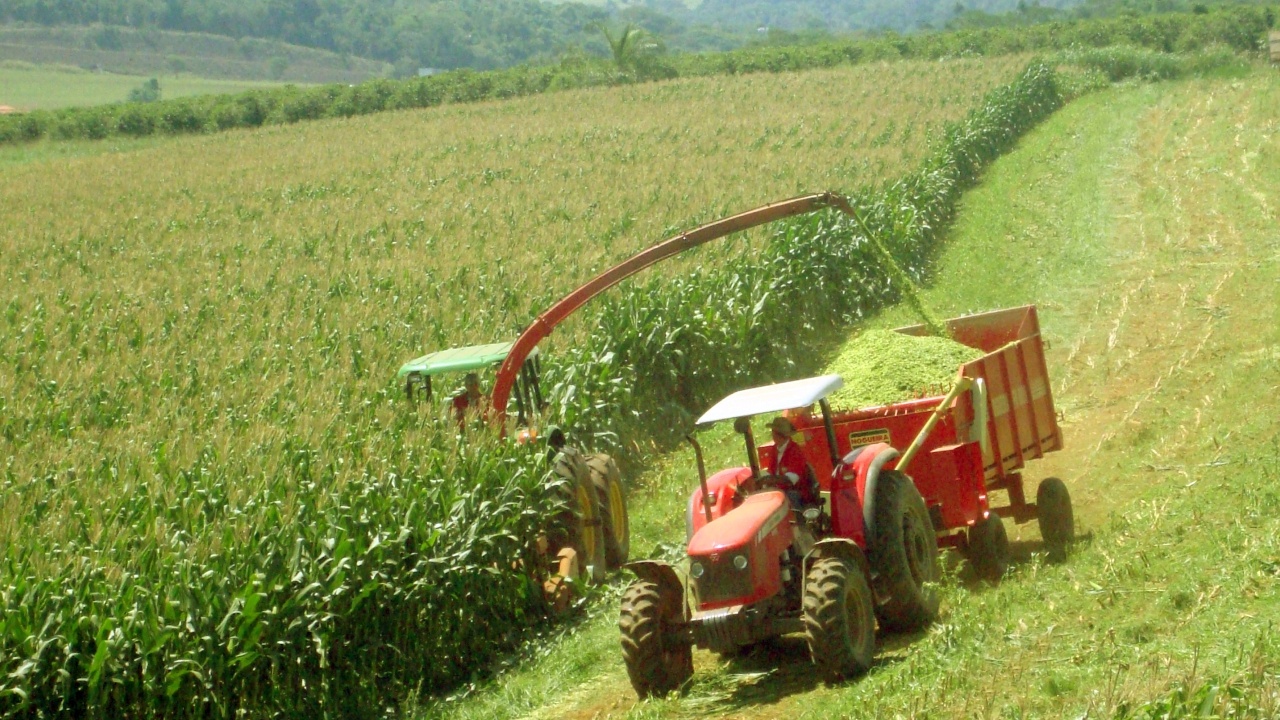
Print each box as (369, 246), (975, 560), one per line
(869, 471), (940, 632)
(967, 513), (1009, 583)
(803, 556), (876, 682)
(551, 447), (607, 582)
(587, 454), (630, 569)
(1037, 477), (1074, 562)
(620, 579), (692, 698)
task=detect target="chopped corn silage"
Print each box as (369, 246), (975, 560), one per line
(824, 329), (983, 410)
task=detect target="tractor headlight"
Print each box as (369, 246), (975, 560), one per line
(733, 555), (748, 571)
(690, 562), (705, 579)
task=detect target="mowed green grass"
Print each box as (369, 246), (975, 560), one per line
(0, 64), (285, 111)
(421, 71), (1280, 719)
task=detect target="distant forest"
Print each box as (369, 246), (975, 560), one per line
(0, 0), (1270, 71)
(667, 0), (1276, 33)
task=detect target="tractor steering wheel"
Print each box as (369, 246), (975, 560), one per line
(755, 473), (784, 491)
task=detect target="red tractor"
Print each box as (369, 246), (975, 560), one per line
(620, 305), (1073, 695)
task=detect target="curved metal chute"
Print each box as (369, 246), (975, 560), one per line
(490, 191), (856, 424)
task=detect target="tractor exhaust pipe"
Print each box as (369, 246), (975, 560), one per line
(733, 417), (762, 480)
(686, 434), (713, 526)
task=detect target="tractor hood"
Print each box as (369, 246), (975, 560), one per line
(688, 491), (789, 556)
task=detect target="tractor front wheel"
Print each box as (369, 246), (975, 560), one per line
(803, 556), (876, 682)
(620, 579), (692, 698)
(967, 512), (1009, 583)
(1037, 477), (1074, 562)
(869, 470), (940, 632)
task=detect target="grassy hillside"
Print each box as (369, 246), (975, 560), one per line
(420, 66), (1280, 718)
(0, 24), (386, 83)
(0, 56), (1030, 717)
(0, 62), (287, 111)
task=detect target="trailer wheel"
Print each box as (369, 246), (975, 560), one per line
(620, 579), (692, 698)
(587, 454), (630, 568)
(869, 471), (940, 632)
(803, 556), (876, 682)
(1037, 477), (1074, 562)
(966, 513), (1009, 583)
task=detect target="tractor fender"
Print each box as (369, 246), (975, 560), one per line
(802, 538), (871, 581)
(856, 444), (901, 545)
(624, 560), (688, 620)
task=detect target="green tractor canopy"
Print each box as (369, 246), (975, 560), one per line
(398, 342), (544, 427)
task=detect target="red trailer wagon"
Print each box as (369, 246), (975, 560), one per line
(776, 304), (1072, 578)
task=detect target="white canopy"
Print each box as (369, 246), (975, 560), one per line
(696, 375), (844, 426)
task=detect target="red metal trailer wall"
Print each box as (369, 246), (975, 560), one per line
(775, 305), (1062, 533)
(896, 305), (1061, 480)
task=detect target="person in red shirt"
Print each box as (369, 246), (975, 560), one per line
(451, 372), (487, 428)
(768, 416), (819, 508)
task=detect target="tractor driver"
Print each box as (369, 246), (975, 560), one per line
(451, 372), (488, 427)
(768, 416), (820, 509)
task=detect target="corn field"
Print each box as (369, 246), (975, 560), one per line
(0, 56), (1067, 718)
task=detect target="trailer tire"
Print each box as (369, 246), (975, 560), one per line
(869, 471), (939, 632)
(620, 579), (692, 698)
(967, 513), (1009, 583)
(1037, 477), (1074, 562)
(803, 556), (876, 682)
(587, 454), (630, 569)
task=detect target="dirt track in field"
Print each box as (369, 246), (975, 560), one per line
(511, 75), (1280, 720)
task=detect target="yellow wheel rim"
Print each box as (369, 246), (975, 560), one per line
(576, 483), (598, 560)
(609, 480), (628, 542)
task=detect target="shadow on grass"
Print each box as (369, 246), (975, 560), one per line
(681, 628), (926, 713)
(674, 532), (1099, 712)
(945, 533), (1095, 589)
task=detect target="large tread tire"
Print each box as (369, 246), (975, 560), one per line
(619, 580), (692, 698)
(967, 513), (1010, 583)
(1037, 476), (1074, 562)
(869, 470), (940, 632)
(587, 454), (630, 569)
(803, 556), (876, 683)
(551, 447), (607, 583)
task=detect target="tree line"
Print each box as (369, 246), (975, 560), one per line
(0, 0), (740, 70)
(0, 0), (1272, 71)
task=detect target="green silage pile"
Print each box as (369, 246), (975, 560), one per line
(824, 330), (983, 409)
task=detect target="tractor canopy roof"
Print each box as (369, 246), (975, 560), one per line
(696, 375), (844, 426)
(396, 342), (540, 379)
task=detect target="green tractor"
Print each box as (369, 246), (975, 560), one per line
(398, 341), (629, 607)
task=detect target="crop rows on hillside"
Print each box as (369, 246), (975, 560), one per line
(0, 57), (1026, 494)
